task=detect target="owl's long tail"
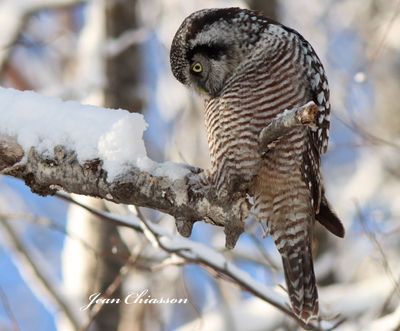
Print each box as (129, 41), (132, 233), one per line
(279, 237), (319, 324)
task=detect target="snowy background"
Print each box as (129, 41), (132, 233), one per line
(0, 0), (399, 330)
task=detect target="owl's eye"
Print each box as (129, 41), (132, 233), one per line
(191, 62), (203, 73)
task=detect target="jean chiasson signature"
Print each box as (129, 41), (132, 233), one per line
(80, 289), (188, 311)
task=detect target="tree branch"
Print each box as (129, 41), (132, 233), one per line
(0, 215), (81, 330)
(57, 195), (332, 330)
(0, 0), (85, 72)
(0, 100), (318, 249)
(259, 101), (319, 154)
(0, 135), (24, 170)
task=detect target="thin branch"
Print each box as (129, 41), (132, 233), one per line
(335, 114), (400, 151)
(355, 201), (400, 301)
(0, 211), (101, 259)
(324, 317), (347, 331)
(179, 270), (204, 331)
(369, 0), (400, 64)
(379, 273), (400, 317)
(58, 189), (341, 330)
(0, 0), (86, 72)
(0, 286), (20, 331)
(134, 207), (328, 331)
(0, 216), (81, 330)
(55, 193), (143, 231)
(80, 243), (145, 331)
(248, 232), (280, 271)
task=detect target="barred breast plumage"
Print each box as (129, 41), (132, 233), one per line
(170, 7), (344, 324)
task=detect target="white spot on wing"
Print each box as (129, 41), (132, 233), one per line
(313, 73), (321, 87)
(317, 92), (324, 104)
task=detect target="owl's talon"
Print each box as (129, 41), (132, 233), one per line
(186, 172), (211, 201)
(175, 217), (195, 237)
(181, 164), (203, 175)
(224, 220), (244, 249)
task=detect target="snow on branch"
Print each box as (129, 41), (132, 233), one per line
(0, 87), (318, 249)
(59, 194), (334, 331)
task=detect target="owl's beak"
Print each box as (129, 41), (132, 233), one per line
(194, 85), (207, 95)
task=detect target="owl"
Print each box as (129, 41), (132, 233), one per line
(170, 7), (344, 324)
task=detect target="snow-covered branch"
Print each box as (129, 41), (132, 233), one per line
(0, 88), (318, 249)
(59, 194), (337, 331)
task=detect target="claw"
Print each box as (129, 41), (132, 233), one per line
(175, 217), (195, 237)
(224, 219), (244, 249)
(186, 172), (210, 201)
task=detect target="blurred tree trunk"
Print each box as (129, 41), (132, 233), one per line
(90, 1), (145, 330)
(62, 1), (145, 331)
(105, 0), (144, 113)
(102, 1), (146, 330)
(247, 0), (278, 20)
(63, 197), (130, 331)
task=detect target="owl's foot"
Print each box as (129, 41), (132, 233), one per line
(185, 170), (250, 248)
(176, 171), (212, 237)
(224, 220), (244, 249)
(175, 217), (196, 237)
(186, 170), (212, 202)
(224, 198), (249, 248)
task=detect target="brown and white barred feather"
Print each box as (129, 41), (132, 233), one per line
(170, 8), (345, 324)
(203, 22), (326, 322)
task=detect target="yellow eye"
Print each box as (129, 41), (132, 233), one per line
(191, 62), (203, 73)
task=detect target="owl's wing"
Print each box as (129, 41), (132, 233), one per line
(317, 193), (345, 237)
(310, 75), (330, 156)
(304, 51), (345, 237)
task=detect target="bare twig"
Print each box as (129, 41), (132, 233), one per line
(58, 190), (341, 330)
(55, 193), (142, 231)
(0, 216), (81, 330)
(369, 0), (400, 64)
(179, 270), (204, 331)
(335, 114), (400, 151)
(80, 243), (145, 331)
(355, 201), (400, 301)
(324, 317), (347, 331)
(0, 286), (20, 331)
(380, 273), (400, 317)
(0, 211), (101, 259)
(0, 0), (86, 72)
(134, 207), (328, 331)
(248, 233), (280, 271)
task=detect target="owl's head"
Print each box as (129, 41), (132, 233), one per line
(170, 7), (268, 98)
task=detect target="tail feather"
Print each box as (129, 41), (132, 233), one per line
(316, 195), (345, 238)
(281, 243), (319, 324)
